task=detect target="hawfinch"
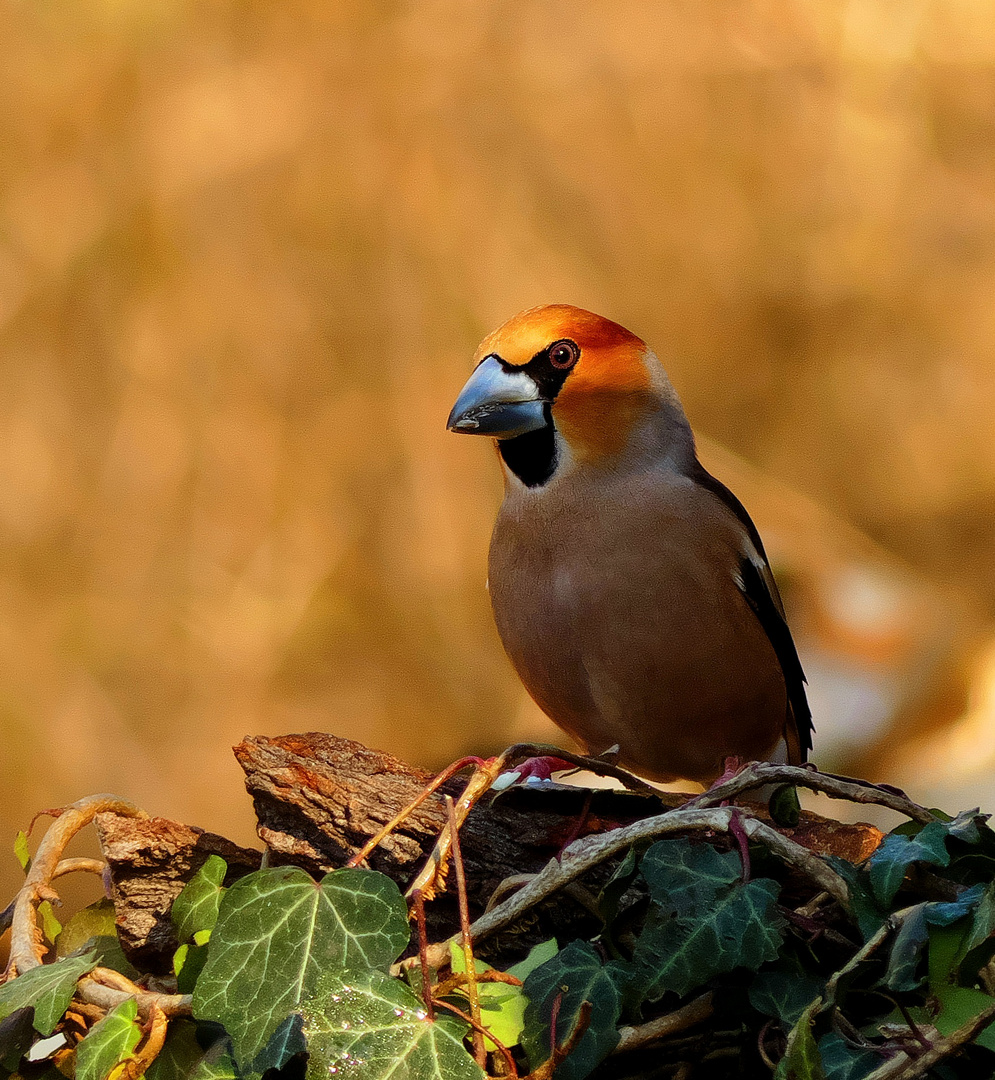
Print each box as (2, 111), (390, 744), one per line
(447, 305), (813, 785)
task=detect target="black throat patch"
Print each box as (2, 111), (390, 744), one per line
(498, 406), (557, 487)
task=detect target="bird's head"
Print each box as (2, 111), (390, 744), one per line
(447, 305), (686, 484)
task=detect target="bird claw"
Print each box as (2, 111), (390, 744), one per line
(492, 755), (578, 790)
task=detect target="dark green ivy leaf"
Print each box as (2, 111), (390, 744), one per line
(885, 886), (985, 993)
(775, 1000), (825, 1080)
(145, 1021), (237, 1080)
(627, 877), (785, 1001)
(0, 1008), (35, 1073)
(868, 821), (955, 906)
(0, 952), (97, 1036)
(638, 837), (743, 915)
(522, 941), (623, 1080)
(192, 866), (409, 1076)
(817, 1032), (881, 1080)
(750, 957), (826, 1028)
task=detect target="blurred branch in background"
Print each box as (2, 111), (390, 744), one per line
(1, 0), (994, 905)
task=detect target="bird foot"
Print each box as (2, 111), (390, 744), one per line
(492, 755), (579, 790)
(710, 755), (745, 790)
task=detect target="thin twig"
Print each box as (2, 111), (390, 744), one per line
(76, 977), (193, 1018)
(346, 755), (492, 870)
(615, 993), (714, 1053)
(862, 999), (995, 1079)
(419, 805), (849, 969)
(431, 997), (518, 1078)
(121, 1003), (169, 1080)
(447, 795), (485, 1067)
(684, 763), (936, 825)
(821, 908), (917, 1012)
(6, 795), (145, 977)
(53, 858), (107, 878)
(410, 889), (434, 1021)
(523, 1001), (593, 1080)
(502, 743), (660, 795)
(405, 755), (512, 900)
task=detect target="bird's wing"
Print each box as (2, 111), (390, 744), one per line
(690, 461), (814, 761)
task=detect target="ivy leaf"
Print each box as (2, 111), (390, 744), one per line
(598, 845), (641, 942)
(775, 1000), (825, 1080)
(192, 866), (409, 1076)
(0, 952), (97, 1036)
(628, 878), (784, 1001)
(823, 858), (885, 943)
(749, 956), (825, 1027)
(885, 887), (985, 992)
(0, 1008), (35, 1073)
(174, 942), (210, 995)
(817, 1033), (881, 1080)
(521, 941), (622, 1080)
(145, 1021), (237, 1080)
(172, 857), (228, 942)
(303, 969), (484, 1080)
(868, 821), (953, 905)
(75, 999), (142, 1080)
(638, 837), (742, 915)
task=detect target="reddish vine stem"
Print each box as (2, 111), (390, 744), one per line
(410, 889), (435, 1022)
(431, 997), (518, 1077)
(447, 794), (485, 1067)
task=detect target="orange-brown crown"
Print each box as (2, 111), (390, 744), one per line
(475, 305), (656, 462)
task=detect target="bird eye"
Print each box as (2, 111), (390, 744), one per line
(548, 340), (579, 370)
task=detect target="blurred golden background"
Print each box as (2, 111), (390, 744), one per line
(3, 0), (995, 905)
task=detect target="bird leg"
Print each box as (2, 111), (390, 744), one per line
(491, 755), (580, 790)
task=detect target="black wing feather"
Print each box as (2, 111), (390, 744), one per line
(690, 460), (814, 759)
(739, 558), (813, 759)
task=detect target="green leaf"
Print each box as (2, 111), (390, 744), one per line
(817, 1033), (880, 1080)
(926, 919), (995, 1053)
(0, 952), (97, 1036)
(885, 888), (985, 992)
(37, 902), (61, 946)
(775, 1000), (825, 1080)
(0, 1008), (35, 1073)
(598, 845), (642, 939)
(13, 832), (30, 872)
(56, 900), (139, 980)
(172, 857), (228, 942)
(868, 821), (953, 905)
(749, 957), (825, 1027)
(628, 877), (785, 1001)
(145, 1021), (237, 1080)
(825, 858), (887, 942)
(639, 837), (742, 915)
(506, 939), (559, 983)
(522, 941), (622, 1080)
(56, 900), (117, 958)
(192, 866), (409, 1076)
(76, 999), (142, 1080)
(769, 785), (802, 828)
(303, 968), (484, 1080)
(448, 940), (542, 1052)
(174, 942), (210, 995)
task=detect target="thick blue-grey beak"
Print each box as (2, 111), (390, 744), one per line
(446, 355), (547, 439)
